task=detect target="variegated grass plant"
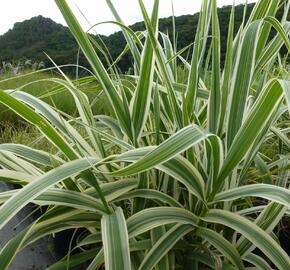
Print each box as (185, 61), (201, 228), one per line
(0, 0), (290, 269)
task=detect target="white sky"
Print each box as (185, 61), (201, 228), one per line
(0, 0), (256, 36)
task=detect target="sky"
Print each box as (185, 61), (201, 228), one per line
(0, 0), (256, 36)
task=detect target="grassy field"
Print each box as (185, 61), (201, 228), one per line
(0, 0), (289, 269)
(0, 69), (110, 124)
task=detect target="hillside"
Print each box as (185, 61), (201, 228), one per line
(0, 3), (287, 72)
(0, 16), (79, 67)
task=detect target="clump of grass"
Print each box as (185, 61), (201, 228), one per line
(0, 122), (54, 153)
(0, 122), (39, 144)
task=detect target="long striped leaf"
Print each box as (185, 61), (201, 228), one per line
(227, 20), (262, 147)
(111, 125), (211, 176)
(105, 0), (141, 69)
(138, 0), (182, 127)
(138, 224), (193, 270)
(0, 158), (99, 230)
(102, 207), (131, 270)
(9, 90), (95, 156)
(114, 147), (205, 200)
(197, 227), (245, 270)
(55, 0), (133, 139)
(0, 89), (78, 161)
(215, 184), (290, 208)
(114, 189), (183, 208)
(237, 202), (287, 257)
(127, 207), (198, 238)
(131, 0), (158, 141)
(203, 209), (290, 270)
(215, 80), (290, 196)
(0, 144), (64, 167)
(244, 253), (273, 270)
(208, 0), (221, 133)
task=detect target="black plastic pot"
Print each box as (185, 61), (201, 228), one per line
(0, 183), (56, 269)
(279, 227), (290, 256)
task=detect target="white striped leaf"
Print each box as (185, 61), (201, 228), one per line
(203, 209), (290, 270)
(0, 158), (99, 230)
(102, 207), (131, 270)
(214, 184), (290, 208)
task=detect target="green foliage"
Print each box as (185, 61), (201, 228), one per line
(0, 0), (289, 269)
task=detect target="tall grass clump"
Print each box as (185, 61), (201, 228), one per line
(0, 0), (289, 269)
